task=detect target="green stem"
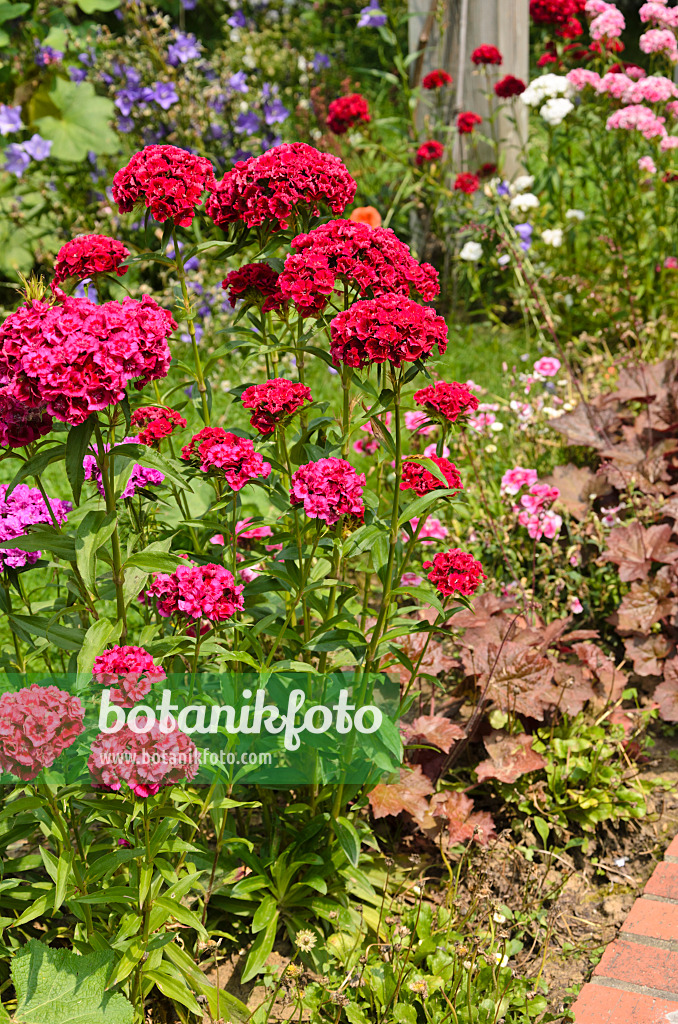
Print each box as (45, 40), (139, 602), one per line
(172, 228), (210, 425)
(94, 422), (127, 640)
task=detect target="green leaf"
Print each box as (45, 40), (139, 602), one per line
(252, 893), (277, 933)
(12, 938), (134, 1024)
(66, 417), (96, 504)
(34, 80), (118, 162)
(5, 445), (66, 497)
(332, 817), (360, 868)
(76, 511), (117, 595)
(0, 4), (30, 25)
(111, 443), (192, 492)
(124, 552), (186, 574)
(77, 618), (122, 678)
(76, 0), (120, 10)
(240, 912), (279, 983)
(9, 615), (85, 652)
(143, 968), (202, 1016)
(534, 816), (550, 847)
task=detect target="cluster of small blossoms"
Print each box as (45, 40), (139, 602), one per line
(422, 69), (452, 89)
(402, 516), (449, 545)
(144, 562), (244, 621)
(521, 74), (575, 126)
(326, 94), (371, 134)
(400, 456), (463, 496)
(586, 0), (625, 42)
(457, 111), (483, 134)
(423, 549), (487, 597)
(92, 646), (166, 708)
(290, 458), (365, 526)
(52, 235), (130, 285)
(495, 75), (527, 98)
(181, 428), (271, 490)
(0, 295), (175, 426)
(241, 379), (312, 435)
(130, 406), (187, 446)
(206, 143), (357, 231)
(416, 140), (444, 165)
(278, 219), (439, 316)
(0, 685), (84, 781)
(413, 381), (479, 423)
(330, 295), (448, 368)
(640, 1), (678, 28)
(0, 392), (52, 449)
(222, 263), (286, 312)
(454, 172), (480, 194)
(0, 484), (71, 570)
(505, 473), (563, 540)
(88, 721), (199, 798)
(112, 145), (216, 226)
(471, 45), (503, 64)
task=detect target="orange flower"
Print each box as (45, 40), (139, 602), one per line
(349, 205), (382, 229)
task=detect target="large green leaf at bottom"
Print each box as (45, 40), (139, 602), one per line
(33, 79), (118, 162)
(12, 939), (133, 1024)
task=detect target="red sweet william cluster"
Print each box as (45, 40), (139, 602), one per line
(423, 548), (487, 597)
(0, 685), (85, 781)
(457, 111), (483, 134)
(422, 69), (452, 89)
(0, 295), (175, 426)
(92, 645), (166, 708)
(241, 379), (312, 435)
(529, 0), (585, 26)
(88, 721), (199, 798)
(413, 381), (479, 423)
(400, 456), (463, 496)
(495, 74), (527, 98)
(182, 427), (271, 490)
(416, 140), (444, 165)
(326, 93), (371, 135)
(278, 219), (440, 316)
(454, 172), (480, 194)
(53, 234), (130, 285)
(206, 144), (357, 232)
(471, 44), (503, 65)
(330, 295), (448, 369)
(144, 562), (244, 621)
(290, 458), (365, 526)
(112, 145), (216, 227)
(0, 391), (52, 448)
(222, 263), (286, 312)
(131, 406), (187, 446)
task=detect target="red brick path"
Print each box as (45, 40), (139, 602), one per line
(571, 836), (678, 1023)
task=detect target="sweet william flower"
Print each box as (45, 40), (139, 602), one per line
(533, 356), (561, 376)
(326, 94), (371, 135)
(0, 390), (52, 449)
(241, 379), (312, 435)
(0, 685), (85, 781)
(400, 456), (463, 496)
(290, 458), (365, 526)
(416, 140), (444, 165)
(144, 562), (244, 621)
(422, 69), (452, 89)
(112, 145), (216, 227)
(454, 172), (480, 194)
(222, 263), (286, 312)
(423, 548), (487, 597)
(500, 467), (538, 495)
(330, 294), (447, 368)
(182, 428), (271, 490)
(88, 720), (199, 797)
(413, 381), (479, 423)
(53, 234), (130, 285)
(130, 406), (187, 446)
(457, 111), (482, 134)
(471, 45), (503, 65)
(92, 646), (166, 708)
(495, 75), (526, 98)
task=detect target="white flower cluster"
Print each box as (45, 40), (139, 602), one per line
(522, 74), (575, 126)
(509, 192), (539, 214)
(459, 240), (483, 262)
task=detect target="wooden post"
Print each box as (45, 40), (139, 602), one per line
(409, 0), (530, 176)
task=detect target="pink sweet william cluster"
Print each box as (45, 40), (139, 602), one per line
(402, 516), (449, 545)
(400, 456), (463, 496)
(640, 27), (678, 61)
(326, 93), (371, 135)
(0, 685), (84, 781)
(514, 481), (563, 540)
(278, 219), (439, 316)
(92, 645), (166, 708)
(413, 381), (479, 423)
(586, 0), (625, 42)
(144, 562), (244, 621)
(500, 466), (538, 495)
(241, 379), (312, 435)
(423, 548), (487, 597)
(290, 458), (365, 526)
(88, 720), (199, 798)
(53, 234), (130, 285)
(130, 406), (187, 446)
(0, 392), (52, 449)
(640, 2), (678, 29)
(222, 263), (286, 312)
(83, 436), (165, 499)
(182, 428), (271, 489)
(606, 103), (667, 139)
(112, 145), (216, 226)
(206, 143), (357, 231)
(0, 295), (175, 426)
(0, 483), (71, 570)
(330, 295), (448, 368)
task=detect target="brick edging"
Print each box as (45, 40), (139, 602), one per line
(570, 836), (678, 1023)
